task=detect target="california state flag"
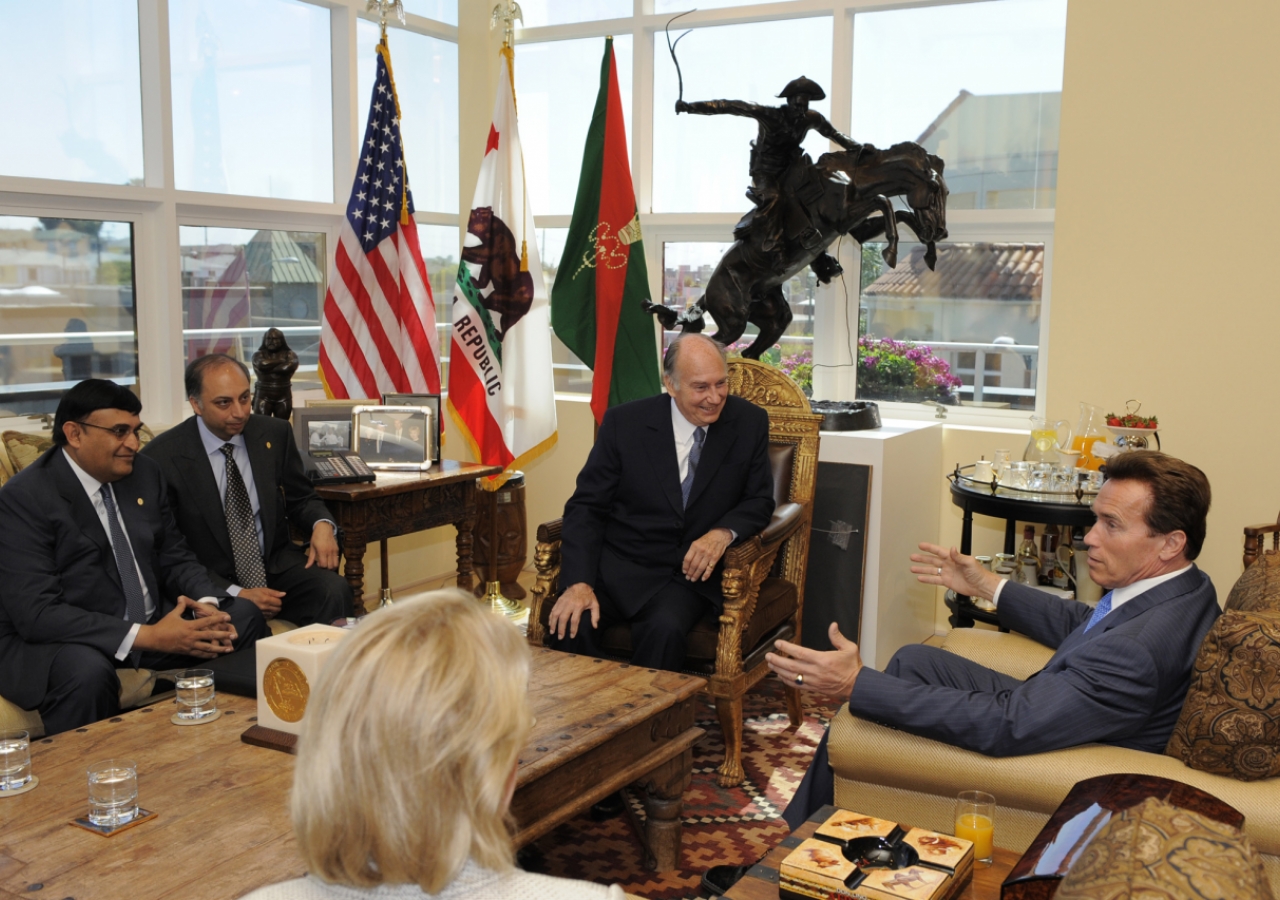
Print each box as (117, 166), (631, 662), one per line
(447, 47), (557, 486)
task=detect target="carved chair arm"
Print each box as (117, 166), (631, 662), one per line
(1243, 516), (1280, 570)
(714, 503), (805, 678)
(527, 518), (564, 646)
(723, 502), (804, 570)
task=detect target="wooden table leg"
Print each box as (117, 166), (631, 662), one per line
(455, 510), (477, 592)
(344, 533), (368, 616)
(638, 746), (693, 871)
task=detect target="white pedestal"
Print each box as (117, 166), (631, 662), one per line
(818, 420), (943, 668)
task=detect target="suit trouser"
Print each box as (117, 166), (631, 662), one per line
(37, 597), (268, 736)
(783, 643), (1023, 829)
(265, 548), (354, 626)
(551, 578), (714, 672)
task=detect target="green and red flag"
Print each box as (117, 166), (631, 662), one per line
(551, 37), (661, 425)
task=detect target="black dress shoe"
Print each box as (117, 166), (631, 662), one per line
(590, 790), (626, 820)
(701, 864), (752, 896)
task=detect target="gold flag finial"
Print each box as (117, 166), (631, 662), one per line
(490, 0), (523, 49)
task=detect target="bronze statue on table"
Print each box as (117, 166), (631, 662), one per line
(251, 328), (298, 420)
(650, 76), (949, 360)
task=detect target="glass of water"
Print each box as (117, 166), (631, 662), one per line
(87, 759), (138, 827)
(0, 730), (31, 791)
(174, 668), (217, 721)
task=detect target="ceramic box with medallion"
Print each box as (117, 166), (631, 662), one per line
(254, 624), (349, 734)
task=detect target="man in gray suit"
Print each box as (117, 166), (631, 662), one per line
(702, 451), (1220, 894)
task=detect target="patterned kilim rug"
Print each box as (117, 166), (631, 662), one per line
(528, 675), (844, 900)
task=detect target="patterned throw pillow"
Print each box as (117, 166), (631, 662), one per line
(1057, 796), (1273, 900)
(1, 430), (53, 472)
(1226, 549), (1280, 613)
(1165, 609), (1280, 780)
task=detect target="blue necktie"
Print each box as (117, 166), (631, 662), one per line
(681, 427), (706, 508)
(99, 485), (147, 667)
(1083, 591), (1114, 633)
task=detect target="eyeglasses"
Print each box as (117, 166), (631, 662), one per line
(76, 421), (146, 441)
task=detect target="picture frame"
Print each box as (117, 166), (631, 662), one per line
(382, 392), (441, 461)
(304, 398), (367, 410)
(293, 407), (355, 454)
(351, 405), (432, 471)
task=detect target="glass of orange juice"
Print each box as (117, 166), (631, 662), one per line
(955, 790), (995, 863)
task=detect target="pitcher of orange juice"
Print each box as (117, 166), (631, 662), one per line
(1024, 416), (1072, 462)
(1071, 402), (1108, 471)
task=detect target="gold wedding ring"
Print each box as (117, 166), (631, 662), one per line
(795, 674), (804, 686)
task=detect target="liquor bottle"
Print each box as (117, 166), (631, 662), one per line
(1016, 525), (1039, 585)
(1038, 529), (1059, 586)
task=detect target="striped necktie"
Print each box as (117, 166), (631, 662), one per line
(99, 485), (147, 667)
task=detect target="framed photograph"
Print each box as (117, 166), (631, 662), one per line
(305, 398), (367, 410)
(293, 408), (355, 454)
(352, 405), (431, 471)
(382, 392), (441, 461)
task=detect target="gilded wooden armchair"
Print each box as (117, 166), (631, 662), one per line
(526, 358), (821, 786)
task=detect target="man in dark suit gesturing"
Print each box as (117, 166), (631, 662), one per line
(0, 380), (267, 735)
(549, 333), (775, 671)
(143, 355), (352, 627)
(770, 450), (1220, 828)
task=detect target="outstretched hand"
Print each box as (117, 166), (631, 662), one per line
(765, 623), (863, 698)
(909, 543), (1002, 601)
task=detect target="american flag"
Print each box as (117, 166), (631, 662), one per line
(187, 246), (250, 359)
(319, 39), (440, 399)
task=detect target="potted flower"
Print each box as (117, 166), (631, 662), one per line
(857, 336), (961, 404)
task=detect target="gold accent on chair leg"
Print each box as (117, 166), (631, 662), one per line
(526, 536), (561, 646)
(715, 695), (746, 787)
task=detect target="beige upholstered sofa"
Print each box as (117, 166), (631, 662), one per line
(828, 625), (1280, 888)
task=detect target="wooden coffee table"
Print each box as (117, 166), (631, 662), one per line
(723, 807), (1019, 900)
(0, 649), (704, 899)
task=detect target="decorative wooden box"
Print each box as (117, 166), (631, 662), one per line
(242, 623), (348, 753)
(780, 809), (974, 900)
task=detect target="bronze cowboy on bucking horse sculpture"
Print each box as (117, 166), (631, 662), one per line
(648, 76), (949, 360)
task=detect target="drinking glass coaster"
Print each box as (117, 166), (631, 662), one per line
(171, 708), (222, 726)
(70, 808), (158, 836)
(0, 776), (38, 797)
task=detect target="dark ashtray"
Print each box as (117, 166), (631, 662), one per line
(843, 836), (920, 869)
(811, 400), (881, 432)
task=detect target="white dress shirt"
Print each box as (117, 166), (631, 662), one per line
(671, 397), (703, 483)
(63, 450), (156, 660)
(991, 563), (1194, 615)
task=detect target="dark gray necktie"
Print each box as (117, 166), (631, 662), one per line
(99, 485), (146, 667)
(681, 427), (706, 508)
(220, 444), (267, 589)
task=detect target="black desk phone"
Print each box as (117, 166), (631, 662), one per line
(303, 450), (376, 485)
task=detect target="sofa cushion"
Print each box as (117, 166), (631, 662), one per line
(1165, 610), (1280, 781)
(1227, 550), (1280, 614)
(2, 430), (52, 472)
(1056, 796), (1273, 900)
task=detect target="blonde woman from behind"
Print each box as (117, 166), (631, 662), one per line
(243, 589), (627, 900)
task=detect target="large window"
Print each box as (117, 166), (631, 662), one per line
(0, 0), (144, 185)
(0, 216), (137, 415)
(169, 0), (334, 201)
(0, 1), (459, 426)
(849, 0), (1064, 409)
